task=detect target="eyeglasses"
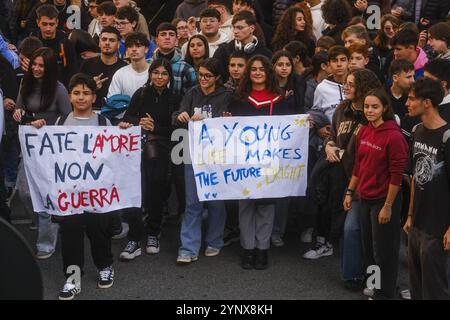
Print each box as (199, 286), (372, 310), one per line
(152, 71), (170, 78)
(198, 73), (214, 80)
(114, 21), (131, 27)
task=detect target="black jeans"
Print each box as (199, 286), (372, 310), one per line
(127, 152), (170, 241)
(313, 162), (347, 243)
(408, 226), (450, 300)
(225, 200), (239, 231)
(58, 213), (114, 278)
(360, 195), (401, 299)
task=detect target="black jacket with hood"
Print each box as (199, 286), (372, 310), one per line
(213, 39), (272, 82)
(31, 29), (77, 88)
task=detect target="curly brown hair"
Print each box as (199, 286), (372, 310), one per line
(271, 6), (313, 52)
(321, 0), (352, 26)
(346, 69), (382, 109)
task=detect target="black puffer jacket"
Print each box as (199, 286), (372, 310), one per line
(418, 0), (450, 26)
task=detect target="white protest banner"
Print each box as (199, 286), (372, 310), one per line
(188, 115), (309, 201)
(19, 126), (142, 216)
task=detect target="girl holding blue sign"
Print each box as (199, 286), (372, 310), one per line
(173, 58), (232, 264)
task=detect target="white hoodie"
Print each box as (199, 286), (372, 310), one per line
(181, 30), (230, 58)
(311, 78), (344, 123)
(308, 1), (328, 40)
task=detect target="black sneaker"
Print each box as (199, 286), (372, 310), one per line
(224, 229), (240, 246)
(58, 281), (81, 300)
(98, 266), (114, 289)
(254, 249), (268, 270)
(241, 249), (255, 270)
(119, 241), (141, 261)
(146, 236), (160, 254)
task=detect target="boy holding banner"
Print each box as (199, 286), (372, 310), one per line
(32, 73), (115, 300)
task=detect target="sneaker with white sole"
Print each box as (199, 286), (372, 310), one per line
(301, 228), (313, 243)
(271, 236), (284, 247)
(58, 281), (81, 300)
(176, 255), (198, 265)
(36, 250), (54, 260)
(303, 242), (333, 259)
(119, 241), (141, 261)
(98, 266), (114, 289)
(363, 287), (375, 297)
(400, 289), (411, 300)
(223, 228), (240, 246)
(204, 246), (220, 257)
(146, 236), (160, 254)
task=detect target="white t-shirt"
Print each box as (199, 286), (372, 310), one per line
(107, 64), (149, 98)
(309, 1), (328, 40)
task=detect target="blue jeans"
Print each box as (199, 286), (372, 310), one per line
(341, 200), (365, 281)
(178, 165), (226, 257)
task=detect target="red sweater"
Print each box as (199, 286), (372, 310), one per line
(353, 120), (408, 200)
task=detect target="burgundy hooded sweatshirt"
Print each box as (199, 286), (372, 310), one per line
(353, 120), (409, 200)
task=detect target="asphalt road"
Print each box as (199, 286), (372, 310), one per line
(14, 214), (409, 300)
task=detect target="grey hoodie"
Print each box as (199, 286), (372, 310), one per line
(174, 0), (207, 20)
(172, 85), (232, 127)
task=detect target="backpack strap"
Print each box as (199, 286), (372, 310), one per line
(56, 113), (70, 125)
(411, 123), (421, 134)
(97, 114), (107, 126)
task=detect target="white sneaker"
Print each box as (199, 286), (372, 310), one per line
(301, 228), (313, 243)
(58, 282), (81, 300)
(303, 242), (333, 259)
(363, 287), (375, 297)
(400, 289), (411, 300)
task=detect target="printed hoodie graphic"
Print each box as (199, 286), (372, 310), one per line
(353, 120), (408, 200)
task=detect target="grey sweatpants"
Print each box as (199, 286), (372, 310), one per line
(239, 200), (275, 250)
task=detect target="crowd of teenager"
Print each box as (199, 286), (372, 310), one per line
(0, 0), (449, 300)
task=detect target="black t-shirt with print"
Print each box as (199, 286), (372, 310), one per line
(79, 57), (128, 110)
(410, 123), (450, 238)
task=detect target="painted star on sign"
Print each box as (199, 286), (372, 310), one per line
(294, 118), (306, 128)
